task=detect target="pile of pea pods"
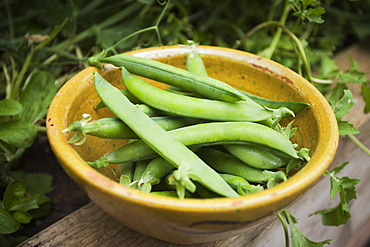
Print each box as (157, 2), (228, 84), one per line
(64, 45), (311, 199)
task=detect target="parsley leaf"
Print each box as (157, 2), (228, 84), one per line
(289, 0), (326, 24)
(311, 162), (361, 226)
(338, 58), (368, 84)
(331, 89), (360, 135)
(278, 209), (333, 246)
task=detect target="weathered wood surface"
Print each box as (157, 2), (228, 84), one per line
(18, 41), (370, 247)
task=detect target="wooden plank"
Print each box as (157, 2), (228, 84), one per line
(18, 41), (370, 247)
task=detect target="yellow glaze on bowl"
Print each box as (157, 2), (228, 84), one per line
(46, 45), (339, 244)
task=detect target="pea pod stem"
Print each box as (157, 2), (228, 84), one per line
(186, 43), (208, 77)
(92, 72), (238, 198)
(99, 54), (247, 102)
(138, 156), (175, 193)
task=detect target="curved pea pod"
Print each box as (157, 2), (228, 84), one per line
(138, 156), (175, 193)
(223, 144), (292, 169)
(119, 162), (135, 186)
(89, 121), (299, 169)
(197, 147), (287, 187)
(121, 67), (273, 122)
(92, 72), (238, 199)
(219, 174), (264, 196)
(128, 160), (150, 189)
(239, 90), (310, 115)
(99, 54), (247, 103)
(64, 114), (200, 144)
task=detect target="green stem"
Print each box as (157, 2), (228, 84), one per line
(263, 0), (291, 59)
(5, 0), (14, 40)
(347, 134), (370, 156)
(2, 62), (12, 99)
(243, 20), (332, 84)
(52, 2), (143, 51)
(10, 49), (34, 100)
(36, 126), (47, 133)
(277, 211), (290, 247)
(106, 0), (171, 53)
(107, 26), (157, 54)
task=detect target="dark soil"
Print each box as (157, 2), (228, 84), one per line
(15, 134), (91, 238)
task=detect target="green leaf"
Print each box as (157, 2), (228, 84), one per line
(312, 162), (361, 226)
(290, 0), (326, 24)
(0, 121), (38, 148)
(12, 211), (32, 224)
(0, 99), (22, 117)
(304, 7), (325, 24)
(8, 194), (47, 213)
(318, 55), (340, 79)
(314, 203), (351, 226)
(11, 170), (54, 195)
(28, 199), (51, 219)
(3, 180), (25, 211)
(332, 90), (353, 120)
(338, 58), (368, 84)
(0, 207), (20, 234)
(361, 83), (370, 113)
(330, 89), (360, 135)
(337, 120), (360, 135)
(281, 209), (333, 246)
(301, 0), (321, 8)
(19, 70), (57, 123)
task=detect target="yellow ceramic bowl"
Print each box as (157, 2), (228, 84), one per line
(46, 45), (338, 244)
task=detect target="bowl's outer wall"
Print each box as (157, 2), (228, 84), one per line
(46, 45), (338, 244)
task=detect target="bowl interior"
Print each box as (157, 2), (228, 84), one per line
(47, 45), (338, 219)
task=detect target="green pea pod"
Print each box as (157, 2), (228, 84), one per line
(95, 89), (141, 109)
(192, 181), (222, 198)
(119, 162), (134, 186)
(197, 147), (287, 185)
(99, 54), (246, 102)
(129, 160), (150, 189)
(224, 144), (292, 169)
(186, 44), (208, 77)
(150, 190), (196, 198)
(150, 190), (178, 197)
(219, 174), (264, 196)
(92, 72), (238, 199)
(138, 156), (175, 193)
(89, 121), (299, 169)
(239, 90), (310, 115)
(121, 67), (273, 122)
(64, 115), (200, 144)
